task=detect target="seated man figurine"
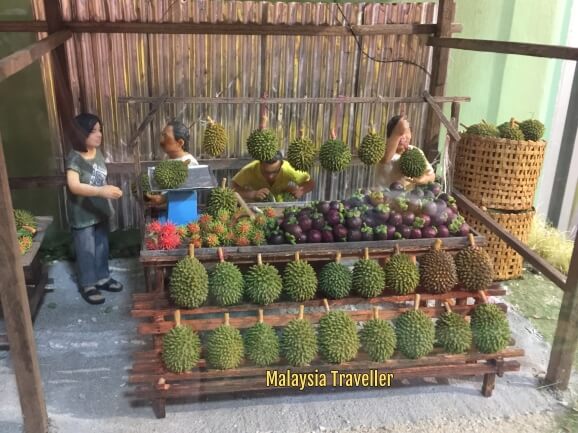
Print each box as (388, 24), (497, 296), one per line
(160, 120), (199, 168)
(374, 115), (435, 190)
(232, 151), (315, 202)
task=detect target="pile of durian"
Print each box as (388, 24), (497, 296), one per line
(463, 118), (545, 142)
(14, 209), (37, 255)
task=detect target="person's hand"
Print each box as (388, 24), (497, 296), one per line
(253, 188), (270, 201)
(99, 185), (123, 199)
(290, 186), (305, 199)
(393, 116), (410, 137)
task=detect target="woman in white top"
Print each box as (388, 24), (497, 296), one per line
(373, 115), (435, 190)
(160, 120), (199, 168)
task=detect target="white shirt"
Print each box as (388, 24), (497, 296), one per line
(373, 145), (434, 190)
(171, 152), (199, 168)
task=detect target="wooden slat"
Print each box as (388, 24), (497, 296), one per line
(423, 90), (460, 141)
(428, 37), (578, 61)
(20, 217), (53, 268)
(0, 30), (72, 83)
(0, 21), (48, 32)
(452, 189), (567, 290)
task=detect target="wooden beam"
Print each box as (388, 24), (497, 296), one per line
(118, 95), (471, 105)
(424, 0), (455, 162)
(452, 189), (567, 290)
(428, 37), (578, 61)
(423, 91), (461, 141)
(0, 131), (49, 433)
(546, 236), (578, 389)
(0, 30), (71, 83)
(0, 21), (48, 32)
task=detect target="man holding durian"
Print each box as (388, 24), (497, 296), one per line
(374, 115), (435, 189)
(232, 151), (315, 202)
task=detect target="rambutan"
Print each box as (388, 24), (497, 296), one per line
(190, 234), (202, 249)
(235, 234), (251, 247)
(251, 229), (266, 246)
(176, 226), (189, 239)
(158, 232), (181, 250)
(160, 221), (178, 236)
(235, 219), (253, 235)
(253, 214), (267, 228)
(198, 214), (213, 230)
(187, 222), (201, 235)
(263, 207), (276, 218)
(145, 238), (158, 250)
(223, 231), (236, 246)
(209, 221), (227, 236)
(216, 209), (231, 225)
(146, 220), (162, 234)
(203, 233), (221, 248)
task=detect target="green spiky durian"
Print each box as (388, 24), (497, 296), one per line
(352, 249), (385, 298)
(519, 119), (545, 141)
(244, 254), (282, 305)
(471, 303), (510, 354)
(419, 239), (458, 294)
(283, 252), (318, 302)
(169, 246), (209, 308)
(244, 310), (280, 367)
(498, 118), (525, 140)
(13, 209), (36, 231)
(318, 254), (352, 299)
(280, 306), (318, 367)
(360, 308), (396, 362)
(319, 137), (352, 173)
(384, 246), (419, 295)
(162, 311), (201, 373)
(318, 301), (359, 364)
(206, 313), (244, 369)
(247, 128), (278, 162)
(464, 120), (500, 137)
(153, 159), (188, 190)
(395, 306), (435, 359)
(209, 256), (244, 306)
(358, 129), (386, 166)
(207, 178), (237, 217)
(435, 309), (472, 354)
(287, 132), (317, 172)
(454, 235), (494, 292)
(203, 117), (228, 157)
(399, 147), (428, 179)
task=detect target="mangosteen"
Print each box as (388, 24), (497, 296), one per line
(374, 225), (388, 241)
(326, 209), (343, 226)
(422, 201), (438, 217)
(431, 211), (449, 227)
(390, 181), (404, 192)
(345, 209), (362, 230)
(311, 212), (326, 231)
(296, 233), (308, 244)
(360, 225), (374, 242)
(362, 211), (377, 228)
(434, 198), (448, 212)
(317, 201), (331, 215)
(402, 211), (415, 227)
(267, 231), (285, 245)
(333, 224), (348, 241)
(321, 226), (335, 243)
(397, 225), (412, 239)
(413, 217), (425, 229)
(374, 204), (391, 225)
(423, 190), (435, 199)
(346, 191), (365, 208)
(308, 229), (322, 243)
(421, 226), (438, 239)
(437, 192), (451, 203)
(329, 200), (343, 211)
(407, 197), (423, 214)
(437, 225), (450, 238)
(393, 197), (409, 212)
(388, 211), (403, 227)
(421, 214), (432, 227)
(409, 188), (425, 199)
(298, 207), (313, 219)
(410, 228), (423, 239)
(347, 229), (362, 242)
(429, 182), (442, 196)
(284, 220), (303, 238)
(386, 225), (397, 240)
(298, 214), (313, 232)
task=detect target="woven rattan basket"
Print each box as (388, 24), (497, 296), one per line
(461, 207), (535, 281)
(454, 134), (545, 210)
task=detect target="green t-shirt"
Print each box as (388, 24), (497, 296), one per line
(65, 149), (113, 229)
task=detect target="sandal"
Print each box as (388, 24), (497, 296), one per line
(96, 278), (123, 293)
(79, 286), (105, 305)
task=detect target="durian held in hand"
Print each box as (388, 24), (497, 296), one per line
(373, 115), (435, 191)
(162, 310), (201, 373)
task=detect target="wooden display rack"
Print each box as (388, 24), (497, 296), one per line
(131, 240), (524, 418)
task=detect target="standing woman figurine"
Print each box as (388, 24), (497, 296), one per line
(66, 113), (124, 305)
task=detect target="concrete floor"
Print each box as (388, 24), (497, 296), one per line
(0, 259), (567, 433)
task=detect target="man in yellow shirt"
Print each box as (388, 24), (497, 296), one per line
(232, 152), (315, 201)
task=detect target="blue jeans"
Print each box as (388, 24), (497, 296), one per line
(71, 220), (110, 288)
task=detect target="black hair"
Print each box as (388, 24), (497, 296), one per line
(263, 151), (284, 164)
(72, 113), (102, 152)
(167, 120), (190, 152)
(386, 115), (403, 138)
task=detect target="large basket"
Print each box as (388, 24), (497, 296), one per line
(461, 207), (535, 281)
(454, 134), (545, 210)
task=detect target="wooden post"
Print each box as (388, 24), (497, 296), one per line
(423, 0), (455, 163)
(446, 101), (461, 191)
(0, 131), (49, 433)
(545, 241), (578, 389)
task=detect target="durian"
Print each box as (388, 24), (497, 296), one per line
(283, 252), (318, 302)
(207, 178), (238, 217)
(169, 244), (209, 308)
(162, 310), (201, 373)
(246, 114), (278, 162)
(384, 245), (419, 295)
(319, 131), (352, 173)
(153, 159), (188, 190)
(419, 239), (458, 294)
(435, 303), (472, 354)
(244, 309), (280, 367)
(464, 120), (500, 137)
(395, 294), (435, 359)
(352, 248), (385, 298)
(519, 119), (545, 141)
(471, 294), (510, 354)
(454, 234), (494, 292)
(206, 313), (244, 369)
(244, 253), (282, 305)
(209, 248), (244, 306)
(498, 118), (525, 140)
(13, 209), (37, 232)
(280, 305), (318, 367)
(203, 116), (228, 157)
(360, 307), (396, 362)
(358, 127), (386, 166)
(399, 147), (428, 179)
(287, 129), (317, 172)
(319, 252), (352, 299)
(318, 299), (359, 364)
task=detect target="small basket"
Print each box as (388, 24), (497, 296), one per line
(461, 207), (535, 281)
(454, 134), (546, 210)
